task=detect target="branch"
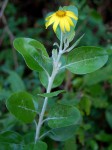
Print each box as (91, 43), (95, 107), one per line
(2, 15), (14, 42)
(0, 28), (5, 46)
(0, 0), (18, 68)
(0, 0), (8, 18)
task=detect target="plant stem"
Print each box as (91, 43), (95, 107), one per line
(35, 72), (55, 143)
(35, 32), (63, 143)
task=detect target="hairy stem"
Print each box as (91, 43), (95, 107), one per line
(35, 72), (55, 142)
(35, 32), (63, 143)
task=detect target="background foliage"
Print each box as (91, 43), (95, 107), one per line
(0, 0), (112, 149)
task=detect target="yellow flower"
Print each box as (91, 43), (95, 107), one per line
(45, 9), (78, 32)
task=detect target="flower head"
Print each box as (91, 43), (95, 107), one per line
(45, 8), (78, 33)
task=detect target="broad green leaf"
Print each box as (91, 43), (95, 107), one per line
(7, 71), (26, 92)
(23, 141), (47, 150)
(39, 56), (66, 88)
(48, 104), (81, 128)
(0, 143), (23, 150)
(65, 46), (108, 74)
(105, 105), (112, 129)
(59, 92), (79, 106)
(56, 27), (75, 42)
(23, 132), (35, 144)
(0, 89), (11, 101)
(0, 131), (22, 144)
(84, 65), (112, 85)
(106, 46), (112, 55)
(48, 125), (78, 141)
(0, 131), (23, 149)
(6, 92), (37, 123)
(39, 65), (65, 88)
(53, 68), (65, 87)
(37, 90), (65, 98)
(64, 28), (75, 43)
(13, 38), (51, 73)
(0, 114), (17, 130)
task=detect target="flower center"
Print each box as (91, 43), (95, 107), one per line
(56, 10), (66, 17)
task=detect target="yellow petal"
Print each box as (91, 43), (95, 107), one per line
(53, 18), (60, 32)
(59, 18), (65, 32)
(66, 11), (78, 20)
(45, 16), (56, 28)
(45, 13), (54, 21)
(64, 18), (70, 31)
(45, 22), (49, 29)
(66, 16), (74, 26)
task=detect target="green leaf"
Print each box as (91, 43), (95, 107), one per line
(23, 132), (35, 144)
(0, 131), (22, 144)
(73, 34), (84, 46)
(39, 66), (65, 88)
(53, 68), (65, 87)
(48, 104), (81, 128)
(106, 46), (112, 55)
(56, 27), (75, 42)
(64, 28), (75, 43)
(0, 89), (11, 101)
(79, 97), (92, 115)
(72, 77), (83, 88)
(87, 140), (99, 150)
(23, 141), (47, 150)
(84, 65), (112, 85)
(0, 131), (23, 149)
(7, 71), (26, 92)
(48, 125), (78, 141)
(65, 46), (108, 74)
(95, 131), (112, 142)
(67, 34), (85, 52)
(38, 90), (65, 98)
(6, 92), (37, 123)
(39, 56), (66, 88)
(105, 105), (112, 129)
(64, 138), (77, 150)
(0, 143), (23, 150)
(92, 97), (108, 109)
(13, 38), (51, 73)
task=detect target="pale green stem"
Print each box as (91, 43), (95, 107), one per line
(35, 31), (63, 143)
